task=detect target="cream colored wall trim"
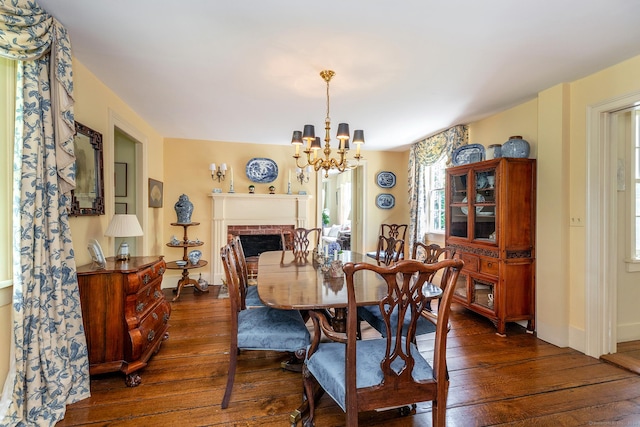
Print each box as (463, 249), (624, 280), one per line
(108, 109), (149, 254)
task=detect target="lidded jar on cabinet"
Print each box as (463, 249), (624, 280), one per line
(501, 136), (530, 158)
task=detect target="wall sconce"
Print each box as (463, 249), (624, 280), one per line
(104, 214), (144, 261)
(296, 166), (311, 184)
(209, 163), (227, 182)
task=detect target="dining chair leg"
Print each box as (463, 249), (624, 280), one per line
(301, 365), (317, 427)
(221, 341), (239, 409)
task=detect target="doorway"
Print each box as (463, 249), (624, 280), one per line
(586, 91), (640, 359)
(317, 163), (366, 253)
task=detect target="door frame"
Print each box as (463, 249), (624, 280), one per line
(585, 90), (640, 357)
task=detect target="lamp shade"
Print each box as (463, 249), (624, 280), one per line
(105, 214), (144, 237)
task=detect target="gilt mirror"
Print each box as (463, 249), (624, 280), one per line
(69, 122), (105, 216)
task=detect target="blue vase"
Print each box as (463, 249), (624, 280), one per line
(188, 249), (202, 265)
(501, 136), (530, 158)
(174, 194), (194, 223)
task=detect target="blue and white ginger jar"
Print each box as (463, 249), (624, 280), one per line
(501, 136), (530, 158)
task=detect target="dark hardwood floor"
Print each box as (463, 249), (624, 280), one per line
(56, 287), (640, 426)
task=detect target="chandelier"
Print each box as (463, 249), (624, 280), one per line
(291, 70), (364, 177)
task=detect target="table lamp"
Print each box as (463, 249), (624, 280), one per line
(104, 214), (144, 260)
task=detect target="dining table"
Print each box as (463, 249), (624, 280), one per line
(257, 250), (444, 426)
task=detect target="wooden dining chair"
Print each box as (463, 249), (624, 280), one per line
(366, 223), (407, 260)
(229, 236), (264, 308)
(375, 235), (404, 266)
(303, 259), (464, 426)
(220, 243), (311, 409)
(282, 227), (321, 259)
(412, 242), (455, 264)
(411, 242), (457, 311)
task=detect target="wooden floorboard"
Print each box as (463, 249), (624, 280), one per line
(56, 287), (640, 426)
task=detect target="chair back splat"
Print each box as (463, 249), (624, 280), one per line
(282, 227), (321, 259)
(303, 258), (464, 426)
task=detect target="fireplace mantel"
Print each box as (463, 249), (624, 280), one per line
(209, 193), (312, 283)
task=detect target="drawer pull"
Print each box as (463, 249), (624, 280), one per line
(154, 290), (162, 299)
(152, 312), (159, 320)
(158, 267), (165, 275)
(147, 330), (155, 342)
(136, 302), (146, 312)
(146, 288), (151, 297)
(143, 274), (151, 285)
(163, 313), (169, 323)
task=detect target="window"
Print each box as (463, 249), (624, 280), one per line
(416, 155), (447, 240)
(0, 57), (16, 301)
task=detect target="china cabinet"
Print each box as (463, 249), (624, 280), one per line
(445, 157), (536, 335)
(76, 256), (170, 386)
(166, 222), (208, 301)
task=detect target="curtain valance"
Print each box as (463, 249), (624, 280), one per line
(0, 0), (76, 195)
(413, 124), (469, 166)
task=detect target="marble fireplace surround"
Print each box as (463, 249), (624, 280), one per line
(209, 193), (312, 284)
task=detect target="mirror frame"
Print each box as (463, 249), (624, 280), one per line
(69, 122), (105, 216)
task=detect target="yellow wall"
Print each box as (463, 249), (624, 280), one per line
(68, 60), (165, 266)
(161, 138), (410, 285)
(468, 54), (640, 350)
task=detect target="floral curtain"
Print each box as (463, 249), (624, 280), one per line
(407, 125), (468, 251)
(0, 1), (90, 426)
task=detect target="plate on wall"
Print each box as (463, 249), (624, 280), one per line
(376, 171), (396, 188)
(375, 193), (395, 209)
(452, 144), (486, 166)
(245, 158), (278, 183)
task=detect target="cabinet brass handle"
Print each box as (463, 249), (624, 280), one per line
(154, 290), (162, 299)
(136, 302), (145, 312)
(152, 312), (158, 320)
(143, 274), (151, 285)
(147, 330), (155, 342)
(158, 267), (165, 275)
(163, 313), (169, 323)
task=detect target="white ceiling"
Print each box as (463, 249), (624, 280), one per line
(37, 1), (640, 151)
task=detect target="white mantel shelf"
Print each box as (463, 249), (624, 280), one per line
(208, 192), (313, 283)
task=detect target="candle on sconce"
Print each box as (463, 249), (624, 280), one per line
(230, 167), (234, 182)
(288, 169), (291, 184)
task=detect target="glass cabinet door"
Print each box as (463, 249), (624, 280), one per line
(453, 271), (468, 302)
(473, 169), (497, 242)
(471, 277), (495, 311)
(449, 173), (468, 238)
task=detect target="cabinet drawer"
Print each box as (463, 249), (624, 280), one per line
(134, 279), (164, 319)
(479, 258), (499, 276)
(136, 301), (171, 359)
(460, 253), (478, 272)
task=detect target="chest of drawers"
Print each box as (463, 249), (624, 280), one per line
(76, 256), (171, 386)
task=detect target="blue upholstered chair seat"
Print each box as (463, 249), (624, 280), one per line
(306, 338), (433, 412)
(238, 307), (310, 351)
(245, 285), (265, 307)
(357, 305), (435, 337)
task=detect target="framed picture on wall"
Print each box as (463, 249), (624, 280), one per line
(149, 178), (163, 208)
(114, 162), (127, 197)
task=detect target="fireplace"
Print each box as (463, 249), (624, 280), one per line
(238, 234), (283, 257)
(210, 193), (312, 283)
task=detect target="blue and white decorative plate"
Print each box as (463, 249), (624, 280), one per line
(375, 193), (395, 209)
(452, 144), (486, 166)
(376, 171), (396, 188)
(245, 158), (278, 183)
